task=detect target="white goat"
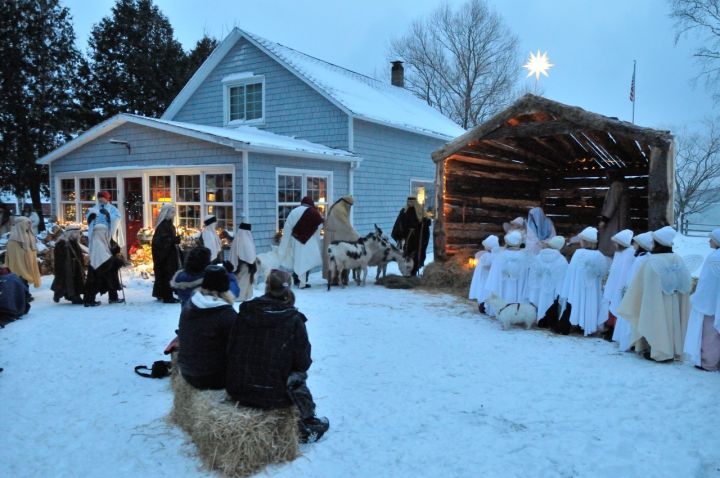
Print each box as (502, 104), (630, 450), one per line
(327, 232), (386, 290)
(484, 294), (537, 330)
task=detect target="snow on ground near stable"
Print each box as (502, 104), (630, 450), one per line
(1, 264), (719, 478)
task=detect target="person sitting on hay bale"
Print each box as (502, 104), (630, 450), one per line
(0, 266), (31, 327)
(177, 264), (235, 390)
(226, 269), (329, 443)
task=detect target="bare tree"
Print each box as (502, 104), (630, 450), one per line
(389, 0), (519, 129)
(674, 119), (720, 224)
(669, 0), (720, 101)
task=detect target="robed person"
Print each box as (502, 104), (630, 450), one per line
(598, 170), (629, 257)
(468, 235), (500, 305)
(618, 226), (691, 362)
(3, 217), (41, 293)
(152, 204), (181, 303)
(528, 235), (568, 325)
(279, 197), (324, 289)
(84, 200), (124, 307)
(482, 230), (532, 316)
(201, 216), (223, 262)
(599, 229), (635, 338)
(229, 223), (257, 301)
(684, 228), (720, 371)
(51, 225), (86, 304)
(557, 227), (609, 336)
(391, 196), (431, 276)
(322, 196), (359, 282)
(525, 207), (556, 255)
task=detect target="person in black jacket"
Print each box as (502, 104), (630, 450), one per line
(391, 196), (431, 276)
(177, 264), (235, 390)
(152, 204), (181, 303)
(226, 269), (329, 443)
(51, 225), (85, 304)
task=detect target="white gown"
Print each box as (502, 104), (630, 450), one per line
(600, 247), (636, 323)
(527, 248), (568, 321)
(683, 249), (720, 366)
(559, 248), (609, 336)
(613, 253), (649, 350)
(278, 205), (323, 282)
(483, 248), (531, 307)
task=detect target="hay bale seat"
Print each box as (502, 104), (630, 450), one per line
(170, 366), (299, 477)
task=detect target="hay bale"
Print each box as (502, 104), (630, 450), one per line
(376, 274), (421, 289)
(420, 252), (474, 296)
(170, 368), (299, 478)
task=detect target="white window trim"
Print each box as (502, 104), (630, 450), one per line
(275, 167), (333, 233)
(223, 74), (265, 126)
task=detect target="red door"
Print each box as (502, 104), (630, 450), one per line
(123, 177), (144, 255)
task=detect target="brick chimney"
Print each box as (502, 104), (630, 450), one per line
(391, 61), (404, 88)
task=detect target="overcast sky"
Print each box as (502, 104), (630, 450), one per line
(63, 0), (716, 133)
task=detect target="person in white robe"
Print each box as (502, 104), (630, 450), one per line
(528, 235), (568, 325)
(557, 226), (609, 336)
(482, 230), (531, 316)
(229, 223), (257, 301)
(683, 228), (720, 371)
(469, 235), (501, 314)
(201, 216), (223, 262)
(525, 207), (556, 255)
(599, 229), (635, 339)
(617, 226), (692, 362)
(279, 197), (324, 289)
(612, 231), (654, 350)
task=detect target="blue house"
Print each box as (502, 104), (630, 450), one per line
(38, 28), (464, 252)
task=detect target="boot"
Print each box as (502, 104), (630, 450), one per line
(299, 416), (329, 443)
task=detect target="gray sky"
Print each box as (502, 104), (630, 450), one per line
(64, 0), (716, 133)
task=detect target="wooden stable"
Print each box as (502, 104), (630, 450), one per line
(432, 94), (675, 260)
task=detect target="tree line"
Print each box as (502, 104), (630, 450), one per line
(0, 0), (217, 228)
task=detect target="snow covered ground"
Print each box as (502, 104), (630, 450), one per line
(1, 261), (719, 478)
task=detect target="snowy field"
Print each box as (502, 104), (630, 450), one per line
(1, 259), (719, 478)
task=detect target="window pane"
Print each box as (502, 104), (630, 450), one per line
(206, 205), (233, 231)
(176, 174), (200, 202)
(306, 176), (327, 204)
(79, 178), (95, 201)
(150, 176), (171, 202)
(206, 174), (232, 202)
(62, 203), (76, 222)
(229, 85), (245, 121)
(61, 179), (75, 201)
(246, 83), (262, 120)
(278, 205), (294, 232)
(80, 203), (94, 223)
(99, 177), (117, 202)
(178, 205), (201, 228)
(278, 174), (302, 204)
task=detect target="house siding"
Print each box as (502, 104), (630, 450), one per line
(352, 119), (446, 238)
(172, 37), (349, 150)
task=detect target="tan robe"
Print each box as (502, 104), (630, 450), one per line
(322, 198), (359, 279)
(4, 240), (41, 287)
(617, 253), (691, 361)
(598, 181), (629, 257)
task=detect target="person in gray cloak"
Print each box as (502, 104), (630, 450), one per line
(598, 169), (629, 257)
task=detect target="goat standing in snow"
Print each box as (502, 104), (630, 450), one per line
(327, 229), (386, 290)
(367, 226), (414, 280)
(485, 293), (537, 330)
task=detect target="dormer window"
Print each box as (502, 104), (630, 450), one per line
(223, 73), (264, 125)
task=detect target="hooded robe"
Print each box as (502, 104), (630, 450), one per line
(322, 196), (359, 279)
(483, 248), (532, 310)
(279, 202), (323, 286)
(151, 207), (180, 301)
(598, 180), (629, 257)
(558, 248), (609, 336)
(527, 248), (568, 321)
(51, 230), (86, 303)
(229, 224), (257, 301)
(3, 216), (41, 288)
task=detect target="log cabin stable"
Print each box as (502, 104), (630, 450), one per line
(39, 28), (464, 253)
(432, 95), (675, 260)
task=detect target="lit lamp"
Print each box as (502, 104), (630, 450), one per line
(467, 257), (477, 268)
(158, 197), (172, 203)
(416, 187), (426, 206)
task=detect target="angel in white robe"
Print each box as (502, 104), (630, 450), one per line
(527, 235), (568, 322)
(599, 229), (635, 336)
(482, 230), (531, 316)
(469, 235), (500, 302)
(201, 216), (222, 262)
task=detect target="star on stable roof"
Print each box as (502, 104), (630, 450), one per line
(523, 50), (553, 81)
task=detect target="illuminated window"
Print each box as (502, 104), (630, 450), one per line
(276, 171), (329, 231)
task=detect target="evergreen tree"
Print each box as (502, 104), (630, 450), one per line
(85, 0), (186, 119)
(0, 0), (83, 228)
(183, 34), (218, 85)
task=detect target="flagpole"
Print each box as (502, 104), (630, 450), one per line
(631, 60), (636, 124)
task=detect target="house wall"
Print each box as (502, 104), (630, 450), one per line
(352, 119), (444, 239)
(172, 37), (349, 150)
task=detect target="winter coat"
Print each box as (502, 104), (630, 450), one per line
(228, 272), (240, 298)
(170, 270), (204, 305)
(51, 238), (86, 302)
(177, 291), (235, 383)
(226, 295), (312, 409)
(0, 271), (30, 322)
(152, 220), (180, 300)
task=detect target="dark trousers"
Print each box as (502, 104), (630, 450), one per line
(287, 372), (316, 420)
(182, 371), (225, 390)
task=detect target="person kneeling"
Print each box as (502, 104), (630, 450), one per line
(226, 269), (329, 443)
(177, 265), (236, 389)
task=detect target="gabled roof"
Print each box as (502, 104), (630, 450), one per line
(162, 28), (465, 140)
(37, 114), (358, 165)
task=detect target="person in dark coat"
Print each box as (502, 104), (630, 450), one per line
(0, 266), (31, 327)
(226, 269), (329, 443)
(152, 205), (181, 303)
(177, 264), (236, 390)
(598, 170), (630, 257)
(171, 246), (212, 306)
(51, 226), (85, 304)
(391, 196), (431, 276)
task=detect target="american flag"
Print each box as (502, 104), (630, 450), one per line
(629, 62), (636, 102)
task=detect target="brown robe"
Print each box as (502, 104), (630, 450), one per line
(598, 180), (629, 257)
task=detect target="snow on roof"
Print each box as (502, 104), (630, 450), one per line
(163, 28), (465, 140)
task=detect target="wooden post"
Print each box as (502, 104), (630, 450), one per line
(647, 143), (674, 229)
(433, 158), (447, 261)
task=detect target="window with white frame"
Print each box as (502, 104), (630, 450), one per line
(276, 170), (330, 231)
(60, 178), (76, 223)
(149, 175), (172, 225)
(99, 177), (118, 203)
(224, 76), (264, 124)
(78, 177), (96, 223)
(205, 173), (234, 230)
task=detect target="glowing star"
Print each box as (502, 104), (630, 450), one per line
(523, 50), (553, 80)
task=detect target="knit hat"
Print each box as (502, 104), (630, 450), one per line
(185, 246), (212, 275)
(97, 191), (111, 201)
(611, 229), (634, 248)
(204, 216), (217, 227)
(266, 269), (292, 298)
(504, 230), (523, 247)
(711, 228), (720, 246)
(201, 264), (230, 293)
(653, 226), (676, 247)
(633, 232), (654, 252)
(578, 226), (598, 243)
(547, 235), (566, 250)
(301, 196), (315, 207)
(481, 234), (500, 251)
